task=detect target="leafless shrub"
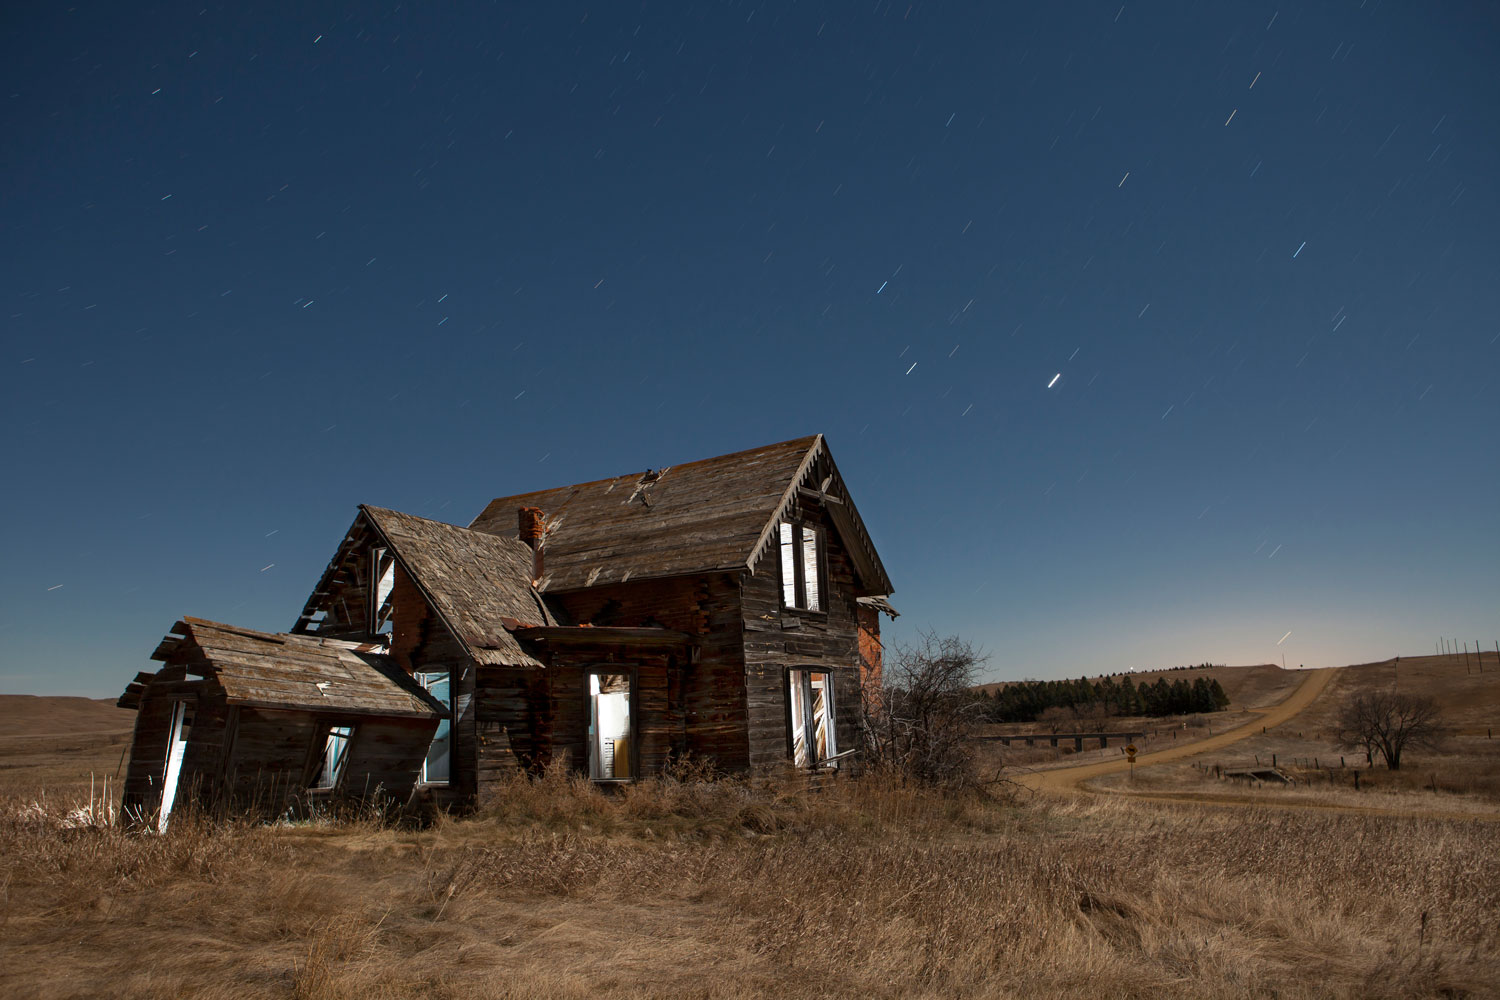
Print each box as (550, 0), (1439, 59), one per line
(863, 631), (989, 787)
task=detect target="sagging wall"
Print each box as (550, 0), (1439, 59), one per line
(742, 501), (864, 769)
(122, 686), (437, 822)
(547, 573), (750, 770)
(121, 667), (222, 821)
(222, 709), (436, 813)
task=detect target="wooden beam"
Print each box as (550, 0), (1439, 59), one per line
(797, 486), (843, 505)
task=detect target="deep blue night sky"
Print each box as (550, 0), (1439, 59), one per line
(4, 2), (1497, 695)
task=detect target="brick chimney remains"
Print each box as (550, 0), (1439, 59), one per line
(518, 507), (546, 586)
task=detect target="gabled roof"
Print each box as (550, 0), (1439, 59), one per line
(360, 505), (556, 667)
(468, 434), (893, 595)
(292, 506), (554, 668)
(140, 617), (444, 718)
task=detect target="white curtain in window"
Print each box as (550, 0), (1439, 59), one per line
(800, 526), (820, 611)
(779, 521), (797, 606)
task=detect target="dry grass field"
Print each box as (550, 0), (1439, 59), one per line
(3, 657), (1499, 999)
(3, 769), (1499, 999)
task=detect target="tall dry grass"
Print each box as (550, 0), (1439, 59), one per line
(2, 769), (1497, 999)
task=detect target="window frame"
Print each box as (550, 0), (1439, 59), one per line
(785, 668), (838, 768)
(415, 670), (453, 786)
(777, 517), (827, 613)
(310, 723), (355, 791)
(369, 546), (396, 637)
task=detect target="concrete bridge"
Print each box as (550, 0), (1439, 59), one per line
(973, 730), (1146, 751)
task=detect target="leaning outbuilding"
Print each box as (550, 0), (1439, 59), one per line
(120, 619), (445, 826)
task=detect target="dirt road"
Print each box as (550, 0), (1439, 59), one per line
(1015, 667), (1335, 793)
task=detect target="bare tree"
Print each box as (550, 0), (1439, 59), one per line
(863, 632), (988, 786)
(1331, 691), (1447, 771)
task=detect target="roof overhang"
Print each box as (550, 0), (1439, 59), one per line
(511, 625), (693, 647)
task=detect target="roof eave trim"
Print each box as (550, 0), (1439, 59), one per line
(744, 433), (824, 576)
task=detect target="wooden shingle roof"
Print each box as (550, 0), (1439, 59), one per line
(360, 506), (555, 667)
(467, 434), (892, 595)
(147, 618), (444, 718)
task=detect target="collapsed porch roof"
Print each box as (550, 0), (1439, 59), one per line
(131, 617), (445, 719)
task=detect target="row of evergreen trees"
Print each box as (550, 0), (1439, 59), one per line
(976, 674), (1230, 723)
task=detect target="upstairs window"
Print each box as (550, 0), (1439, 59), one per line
(779, 520), (823, 611)
(370, 547), (396, 636)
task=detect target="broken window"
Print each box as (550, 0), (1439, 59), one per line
(788, 670), (836, 767)
(157, 700), (194, 832)
(778, 520), (822, 611)
(313, 725), (353, 789)
(416, 671), (451, 783)
(589, 672), (633, 781)
(370, 547), (395, 635)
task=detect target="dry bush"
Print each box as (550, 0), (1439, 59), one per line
(865, 632), (990, 787)
(0, 793), (288, 896)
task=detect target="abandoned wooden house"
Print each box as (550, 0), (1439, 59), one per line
(119, 434), (896, 823)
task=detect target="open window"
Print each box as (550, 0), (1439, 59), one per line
(416, 671), (451, 783)
(157, 700), (194, 832)
(370, 547), (396, 636)
(312, 725), (353, 789)
(588, 672), (633, 781)
(788, 670), (836, 767)
(778, 520), (823, 611)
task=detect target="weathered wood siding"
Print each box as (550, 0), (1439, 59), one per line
(475, 664), (544, 797)
(742, 501), (864, 769)
(548, 648), (679, 775)
(548, 573), (748, 770)
(217, 708), (433, 816)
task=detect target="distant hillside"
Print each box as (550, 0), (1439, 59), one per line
(0, 694), (136, 740)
